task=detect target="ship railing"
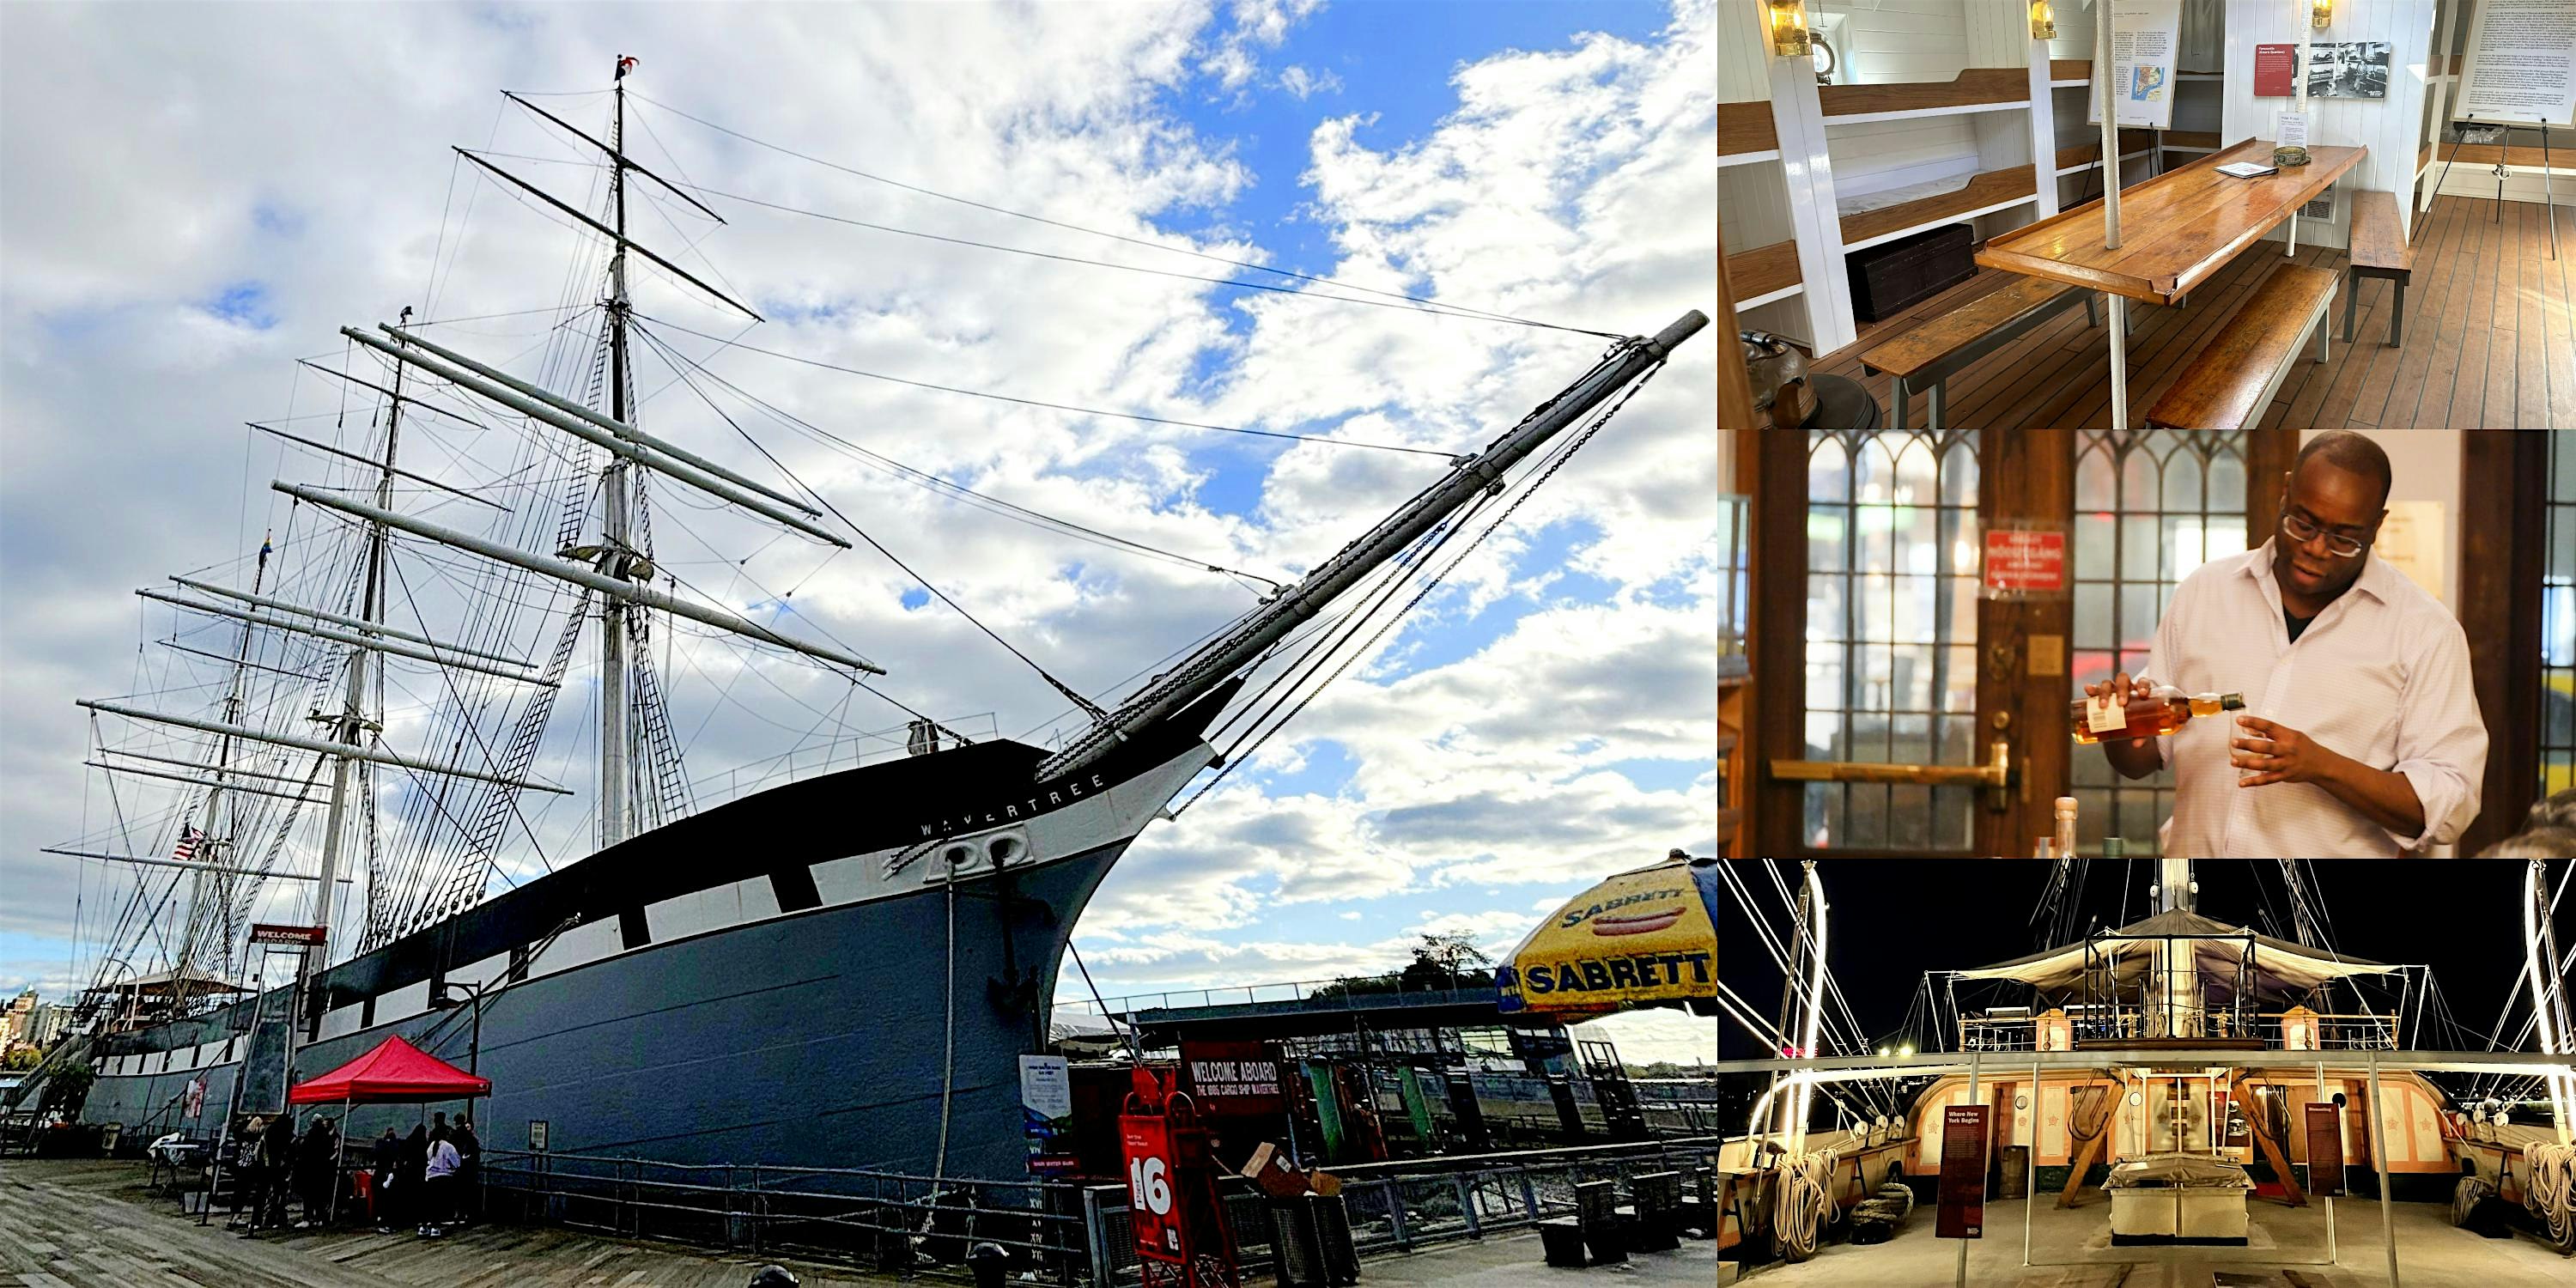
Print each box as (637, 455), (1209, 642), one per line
(479, 1149), (1091, 1279)
(685, 712), (1000, 811)
(1058, 969), (1491, 1019)
(1958, 1007), (2402, 1050)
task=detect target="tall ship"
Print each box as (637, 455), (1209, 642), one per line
(14, 64), (1705, 1181)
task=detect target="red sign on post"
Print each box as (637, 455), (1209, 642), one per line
(1983, 530), (2067, 596)
(2255, 43), (2298, 96)
(1936, 1105), (1990, 1239)
(2304, 1103), (2345, 1197)
(1121, 1112), (1183, 1264)
(248, 922), (326, 946)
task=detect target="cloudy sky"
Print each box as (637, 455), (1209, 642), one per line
(0, 2), (1717, 1060)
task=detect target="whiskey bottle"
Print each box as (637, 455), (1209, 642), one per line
(2069, 688), (2245, 744)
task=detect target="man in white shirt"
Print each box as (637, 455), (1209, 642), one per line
(2082, 432), (2487, 858)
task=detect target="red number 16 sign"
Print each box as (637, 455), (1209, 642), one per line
(1120, 1112), (1182, 1263)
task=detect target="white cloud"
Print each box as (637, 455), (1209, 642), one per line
(1277, 65), (1342, 100)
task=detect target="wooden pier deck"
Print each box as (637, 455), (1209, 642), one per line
(0, 1160), (901, 1288)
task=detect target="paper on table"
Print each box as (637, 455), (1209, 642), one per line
(2275, 112), (2309, 149)
(2216, 162), (2279, 178)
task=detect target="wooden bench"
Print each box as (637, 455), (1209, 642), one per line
(1859, 274), (2099, 429)
(2145, 263), (2338, 430)
(2344, 190), (2410, 345)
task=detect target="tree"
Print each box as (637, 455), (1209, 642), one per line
(2, 1047), (43, 1071)
(1400, 932), (1494, 992)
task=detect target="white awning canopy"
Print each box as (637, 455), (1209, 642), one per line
(1953, 908), (2397, 999)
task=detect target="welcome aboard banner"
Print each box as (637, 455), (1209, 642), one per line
(1495, 855), (1723, 1017)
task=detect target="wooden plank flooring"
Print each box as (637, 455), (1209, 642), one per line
(1814, 194), (2576, 428)
(1, 1160), (901, 1287)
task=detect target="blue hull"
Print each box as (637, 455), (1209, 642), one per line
(82, 839), (1125, 1179)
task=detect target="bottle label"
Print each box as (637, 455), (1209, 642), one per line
(2087, 693), (2126, 734)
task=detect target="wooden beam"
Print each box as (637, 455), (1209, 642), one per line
(1715, 208), (1759, 434)
(2458, 428), (2549, 857)
(1977, 429), (2075, 858)
(2057, 1084), (2113, 1208)
(2234, 1079), (2308, 1206)
(1745, 428), (1808, 857)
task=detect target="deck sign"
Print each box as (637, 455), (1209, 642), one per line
(1983, 529), (2068, 598)
(1120, 1112), (1183, 1263)
(247, 922), (326, 946)
(1936, 1105), (1990, 1238)
(2303, 1103), (2344, 1197)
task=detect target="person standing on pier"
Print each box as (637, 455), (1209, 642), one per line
(370, 1127), (402, 1234)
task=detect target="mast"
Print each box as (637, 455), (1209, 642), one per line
(173, 532), (274, 1003)
(1036, 309), (1708, 781)
(600, 58), (636, 850)
(296, 346), (403, 1029)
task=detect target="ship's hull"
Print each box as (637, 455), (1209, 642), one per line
(84, 835), (1127, 1176)
(80, 692), (1233, 1179)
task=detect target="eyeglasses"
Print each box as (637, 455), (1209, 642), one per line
(2280, 510), (2367, 558)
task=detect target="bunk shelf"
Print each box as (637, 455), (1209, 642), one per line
(1839, 164), (2039, 252)
(1724, 240), (1802, 310)
(2418, 141), (2433, 178)
(1820, 69), (2030, 125)
(1717, 100), (1779, 167)
(2159, 130), (2223, 155)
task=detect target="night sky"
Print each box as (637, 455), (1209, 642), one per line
(1716, 860), (2575, 1063)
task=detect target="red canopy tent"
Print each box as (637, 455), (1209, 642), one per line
(288, 1035), (489, 1103)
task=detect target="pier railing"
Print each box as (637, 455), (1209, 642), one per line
(480, 1150), (1092, 1280)
(481, 1137), (1725, 1285)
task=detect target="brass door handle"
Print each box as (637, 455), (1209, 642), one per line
(1768, 739), (2014, 805)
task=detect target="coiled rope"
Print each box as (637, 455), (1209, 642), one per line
(1776, 1148), (1838, 1262)
(2528, 1140), (2576, 1250)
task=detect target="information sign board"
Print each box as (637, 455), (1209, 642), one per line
(1936, 1105), (1990, 1239)
(2304, 1103), (2345, 1197)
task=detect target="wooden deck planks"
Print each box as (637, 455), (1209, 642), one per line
(1814, 194), (2571, 428)
(0, 1160), (906, 1288)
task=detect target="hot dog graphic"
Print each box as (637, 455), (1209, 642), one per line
(1589, 905), (1684, 936)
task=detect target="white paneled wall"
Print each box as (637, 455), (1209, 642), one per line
(1818, 0), (1974, 83)
(2224, 0), (2442, 245)
(1831, 118), (1985, 198)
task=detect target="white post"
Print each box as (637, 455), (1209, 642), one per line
(1957, 1050), (1982, 1288)
(2367, 1053), (2398, 1288)
(2319, 1057), (2336, 1265)
(2023, 1052), (2039, 1266)
(2291, 0), (2314, 257)
(2099, 0), (2129, 432)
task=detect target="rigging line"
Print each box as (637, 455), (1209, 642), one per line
(630, 321), (1287, 592)
(380, 556), (557, 875)
(625, 343), (1106, 725)
(409, 303), (592, 328)
(1182, 364), (1656, 818)
(635, 313), (1459, 460)
(625, 91), (1618, 337)
(665, 175), (1613, 334)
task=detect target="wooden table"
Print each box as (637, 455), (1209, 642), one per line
(1973, 138), (2366, 429)
(1978, 139), (2367, 306)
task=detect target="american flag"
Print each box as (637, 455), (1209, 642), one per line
(172, 826), (204, 861)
